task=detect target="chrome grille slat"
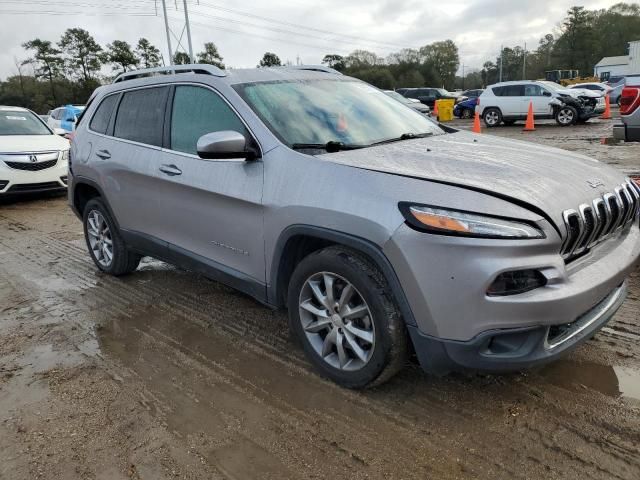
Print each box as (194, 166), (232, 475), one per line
(561, 181), (639, 261)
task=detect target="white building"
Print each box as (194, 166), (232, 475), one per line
(594, 40), (640, 80)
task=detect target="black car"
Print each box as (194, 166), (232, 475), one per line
(396, 87), (458, 107)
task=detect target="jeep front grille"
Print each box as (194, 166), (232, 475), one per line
(560, 180), (640, 261)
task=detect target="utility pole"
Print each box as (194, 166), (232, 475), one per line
(522, 42), (527, 80)
(461, 64), (465, 90)
(182, 0), (194, 63)
(499, 45), (503, 82)
(161, 0), (173, 65)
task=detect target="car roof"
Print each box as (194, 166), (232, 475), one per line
(98, 65), (350, 98)
(0, 105), (30, 112)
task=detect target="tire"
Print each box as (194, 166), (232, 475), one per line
(483, 108), (502, 127)
(503, 120), (516, 126)
(461, 108), (473, 119)
(555, 106), (577, 126)
(83, 198), (141, 276)
(287, 246), (408, 389)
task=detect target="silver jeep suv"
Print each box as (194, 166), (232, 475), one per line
(69, 64), (640, 388)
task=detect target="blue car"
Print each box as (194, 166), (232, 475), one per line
(453, 98), (477, 119)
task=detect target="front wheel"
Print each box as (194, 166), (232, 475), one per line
(83, 198), (141, 276)
(287, 246), (408, 388)
(555, 106), (577, 126)
(483, 108), (502, 127)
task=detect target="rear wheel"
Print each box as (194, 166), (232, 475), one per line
(555, 106), (577, 126)
(483, 108), (502, 127)
(83, 198), (141, 276)
(287, 246), (408, 388)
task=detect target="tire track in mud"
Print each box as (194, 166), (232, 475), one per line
(1, 211), (640, 479)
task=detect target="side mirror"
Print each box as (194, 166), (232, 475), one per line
(543, 91), (552, 97)
(53, 128), (67, 136)
(196, 131), (258, 160)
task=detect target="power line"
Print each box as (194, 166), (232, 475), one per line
(0, 9), (155, 15)
(179, 16), (355, 55)
(188, 0), (415, 51)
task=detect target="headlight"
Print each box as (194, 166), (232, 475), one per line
(399, 204), (545, 239)
(60, 150), (69, 163)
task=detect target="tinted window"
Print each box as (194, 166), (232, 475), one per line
(114, 87), (169, 146)
(170, 86), (247, 155)
(524, 84), (545, 96)
(89, 95), (118, 134)
(493, 85), (525, 96)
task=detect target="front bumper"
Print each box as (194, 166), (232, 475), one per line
(408, 282), (627, 374)
(0, 159), (68, 196)
(385, 219), (640, 372)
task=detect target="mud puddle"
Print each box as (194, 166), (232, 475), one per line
(537, 359), (640, 401)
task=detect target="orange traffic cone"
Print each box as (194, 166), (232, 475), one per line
(523, 101), (535, 131)
(472, 110), (481, 134)
(432, 100), (439, 120)
(600, 94), (611, 120)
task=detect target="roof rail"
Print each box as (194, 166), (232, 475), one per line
(285, 65), (343, 75)
(113, 64), (226, 83)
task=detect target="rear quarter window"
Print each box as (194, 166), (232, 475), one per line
(113, 87), (169, 147)
(89, 95), (119, 134)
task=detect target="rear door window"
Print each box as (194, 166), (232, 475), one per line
(89, 95), (119, 134)
(169, 85), (247, 155)
(113, 87), (169, 146)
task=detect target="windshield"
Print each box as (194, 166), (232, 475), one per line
(539, 81), (563, 91)
(0, 109), (51, 136)
(235, 79), (443, 148)
(385, 90), (412, 104)
(437, 88), (450, 96)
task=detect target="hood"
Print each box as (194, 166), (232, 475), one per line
(559, 88), (601, 98)
(319, 131), (627, 229)
(0, 134), (69, 153)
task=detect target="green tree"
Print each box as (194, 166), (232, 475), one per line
(197, 42), (225, 69)
(58, 28), (102, 82)
(173, 52), (191, 65)
(22, 39), (64, 104)
(419, 40), (459, 87)
(348, 67), (395, 89)
(322, 54), (346, 71)
(103, 40), (138, 72)
(136, 38), (162, 68)
(344, 49), (380, 68)
(258, 52), (282, 67)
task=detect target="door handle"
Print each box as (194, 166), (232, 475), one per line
(95, 149), (111, 159)
(159, 164), (182, 176)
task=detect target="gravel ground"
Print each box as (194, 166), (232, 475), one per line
(1, 115), (639, 480)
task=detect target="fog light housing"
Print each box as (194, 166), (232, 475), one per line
(487, 269), (547, 296)
(0, 180), (8, 190)
(60, 176), (68, 185)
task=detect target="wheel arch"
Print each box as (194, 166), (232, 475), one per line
(72, 176), (120, 230)
(268, 225), (417, 327)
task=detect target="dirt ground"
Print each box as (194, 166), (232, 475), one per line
(1, 115), (640, 480)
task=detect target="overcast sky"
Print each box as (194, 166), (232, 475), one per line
(0, 0), (619, 79)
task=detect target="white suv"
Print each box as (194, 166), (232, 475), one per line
(478, 80), (604, 127)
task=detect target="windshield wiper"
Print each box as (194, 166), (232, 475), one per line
(290, 141), (365, 153)
(370, 132), (434, 147)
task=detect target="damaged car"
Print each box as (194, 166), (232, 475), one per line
(478, 80), (605, 127)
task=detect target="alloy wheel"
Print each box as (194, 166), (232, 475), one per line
(485, 110), (499, 126)
(86, 210), (113, 268)
(558, 108), (575, 125)
(298, 272), (375, 371)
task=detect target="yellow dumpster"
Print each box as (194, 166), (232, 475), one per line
(435, 99), (455, 122)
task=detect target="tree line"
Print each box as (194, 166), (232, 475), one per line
(1, 3), (639, 113)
